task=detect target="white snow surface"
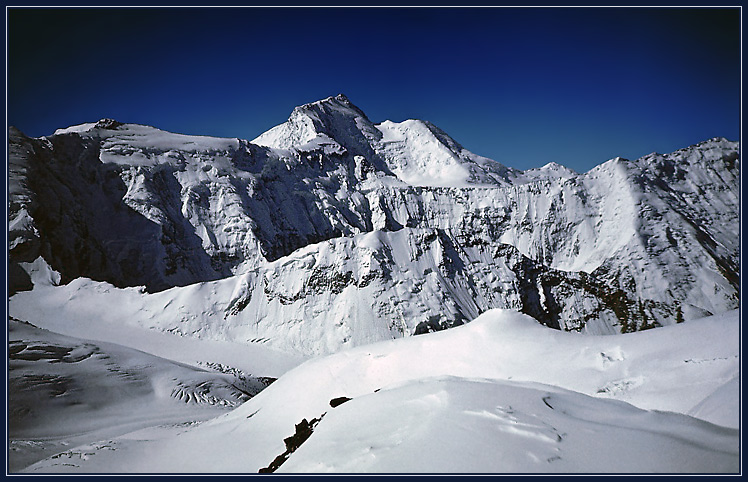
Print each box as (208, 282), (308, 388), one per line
(55, 120), (241, 156)
(8, 318), (263, 472)
(53, 122), (99, 135)
(16, 308), (739, 474)
(10, 259), (307, 375)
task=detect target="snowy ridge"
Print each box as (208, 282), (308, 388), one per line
(252, 94), (387, 170)
(522, 161), (577, 180)
(374, 119), (520, 187)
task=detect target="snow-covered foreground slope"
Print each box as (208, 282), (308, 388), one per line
(19, 309), (739, 474)
(8, 318), (284, 472)
(7, 264), (307, 473)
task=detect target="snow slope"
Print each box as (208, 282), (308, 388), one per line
(373, 119), (521, 187)
(8, 318), (278, 472)
(18, 309), (739, 474)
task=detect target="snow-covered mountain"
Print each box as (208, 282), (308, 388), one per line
(8, 94), (739, 352)
(6, 94), (741, 473)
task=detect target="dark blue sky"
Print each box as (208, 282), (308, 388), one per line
(7, 7), (740, 172)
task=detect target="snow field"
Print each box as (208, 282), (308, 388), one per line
(15, 308), (740, 473)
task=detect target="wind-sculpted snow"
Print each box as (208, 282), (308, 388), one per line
(7, 95), (740, 345)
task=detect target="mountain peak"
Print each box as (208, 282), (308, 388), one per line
(310, 93), (352, 106)
(293, 93), (370, 123)
(330, 93), (352, 105)
(253, 94), (382, 157)
(523, 161), (577, 178)
(94, 118), (124, 129)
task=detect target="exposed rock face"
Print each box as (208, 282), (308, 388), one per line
(7, 95), (740, 354)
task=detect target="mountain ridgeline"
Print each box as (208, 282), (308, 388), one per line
(8, 94), (740, 354)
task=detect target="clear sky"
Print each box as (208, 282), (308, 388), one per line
(7, 7), (741, 172)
